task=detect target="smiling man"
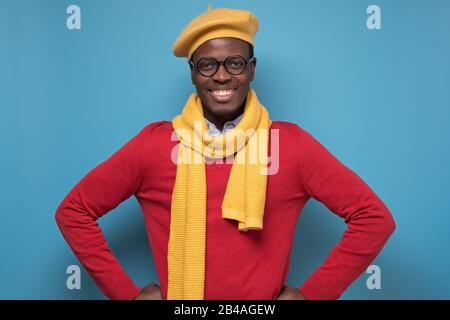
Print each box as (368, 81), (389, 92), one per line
(188, 38), (255, 130)
(55, 6), (395, 300)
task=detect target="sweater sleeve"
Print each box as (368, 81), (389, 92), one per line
(297, 127), (396, 300)
(55, 124), (153, 300)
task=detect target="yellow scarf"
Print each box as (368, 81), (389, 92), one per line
(168, 88), (271, 300)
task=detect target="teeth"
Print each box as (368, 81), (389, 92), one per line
(210, 89), (235, 97)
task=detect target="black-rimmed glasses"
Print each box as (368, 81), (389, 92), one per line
(189, 55), (255, 77)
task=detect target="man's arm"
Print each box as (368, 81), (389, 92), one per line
(296, 126), (396, 300)
(55, 124), (153, 300)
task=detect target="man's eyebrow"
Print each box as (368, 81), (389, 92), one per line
(192, 53), (250, 62)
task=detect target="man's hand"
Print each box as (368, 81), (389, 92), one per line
(276, 285), (307, 300)
(134, 283), (163, 300)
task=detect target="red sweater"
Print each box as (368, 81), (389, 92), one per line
(55, 121), (395, 300)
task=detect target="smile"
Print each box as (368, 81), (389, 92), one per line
(208, 88), (237, 98)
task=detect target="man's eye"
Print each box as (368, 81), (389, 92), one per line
(200, 62), (215, 70)
(228, 59), (244, 68)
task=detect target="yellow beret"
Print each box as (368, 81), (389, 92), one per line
(172, 6), (259, 59)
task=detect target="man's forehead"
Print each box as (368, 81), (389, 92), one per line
(192, 37), (251, 60)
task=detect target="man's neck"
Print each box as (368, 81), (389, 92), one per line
(202, 100), (246, 131)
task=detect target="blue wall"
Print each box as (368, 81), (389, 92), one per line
(1, 0), (449, 299)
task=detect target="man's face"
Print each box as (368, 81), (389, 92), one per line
(190, 37), (256, 121)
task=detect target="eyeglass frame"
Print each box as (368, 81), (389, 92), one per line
(188, 55), (256, 77)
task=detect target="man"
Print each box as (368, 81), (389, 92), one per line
(55, 7), (395, 300)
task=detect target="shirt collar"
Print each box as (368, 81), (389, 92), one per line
(205, 113), (244, 137)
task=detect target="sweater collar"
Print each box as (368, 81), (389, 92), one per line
(204, 113), (244, 137)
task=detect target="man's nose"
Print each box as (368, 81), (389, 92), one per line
(212, 63), (232, 82)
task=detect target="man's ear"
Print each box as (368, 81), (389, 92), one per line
(188, 59), (196, 85)
(249, 57), (257, 82)
(190, 69), (196, 85)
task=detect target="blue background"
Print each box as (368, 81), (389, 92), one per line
(1, 0), (449, 299)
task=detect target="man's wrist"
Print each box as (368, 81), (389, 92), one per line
(297, 288), (308, 300)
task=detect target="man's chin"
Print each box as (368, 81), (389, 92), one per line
(201, 95), (246, 120)
(208, 106), (242, 119)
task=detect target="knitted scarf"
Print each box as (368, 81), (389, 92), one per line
(168, 88), (271, 299)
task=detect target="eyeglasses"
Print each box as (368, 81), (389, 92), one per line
(189, 55), (255, 77)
